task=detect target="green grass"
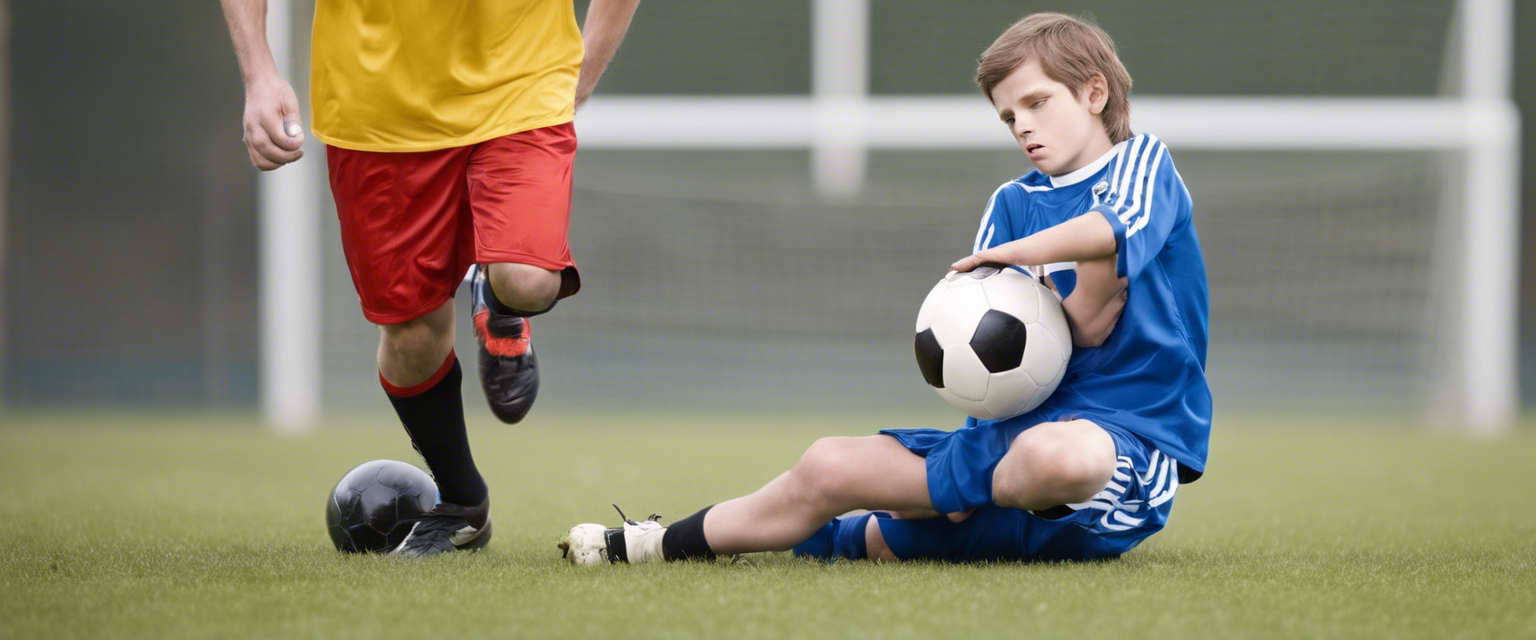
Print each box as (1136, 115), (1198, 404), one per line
(2, 410), (1534, 639)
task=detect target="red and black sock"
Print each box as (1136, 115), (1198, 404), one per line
(381, 352), (488, 521)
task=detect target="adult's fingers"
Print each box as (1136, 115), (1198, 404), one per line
(244, 120), (303, 168)
(245, 142), (281, 171)
(258, 107), (305, 152)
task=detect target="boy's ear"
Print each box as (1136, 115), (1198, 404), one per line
(1086, 73), (1109, 115)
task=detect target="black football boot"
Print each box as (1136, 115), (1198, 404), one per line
(389, 498), (493, 557)
(469, 265), (540, 424)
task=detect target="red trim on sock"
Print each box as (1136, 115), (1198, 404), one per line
(381, 351), (457, 398)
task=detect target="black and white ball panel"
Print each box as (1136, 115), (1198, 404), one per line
(913, 266), (1072, 421)
(1018, 283), (1070, 388)
(970, 309), (1028, 373)
(913, 328), (944, 388)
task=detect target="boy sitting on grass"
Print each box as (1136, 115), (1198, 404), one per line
(561, 12), (1210, 565)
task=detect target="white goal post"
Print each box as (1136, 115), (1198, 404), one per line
(260, 0), (1519, 434)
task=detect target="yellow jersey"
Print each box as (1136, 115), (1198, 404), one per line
(310, 0), (582, 152)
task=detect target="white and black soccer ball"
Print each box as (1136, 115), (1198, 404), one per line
(914, 264), (1072, 421)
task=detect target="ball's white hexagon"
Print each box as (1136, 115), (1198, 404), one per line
(982, 367), (1042, 419)
(940, 345), (991, 401)
(1020, 322), (1069, 387)
(1034, 282), (1071, 344)
(915, 266), (1075, 421)
(927, 285), (991, 348)
(914, 279), (948, 331)
(935, 387), (989, 419)
(1022, 379), (1058, 416)
(979, 268), (1041, 325)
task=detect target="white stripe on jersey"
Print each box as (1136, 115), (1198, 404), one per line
(1127, 146), (1167, 238)
(1099, 134), (1167, 242)
(1041, 261), (1077, 276)
(1107, 135), (1146, 203)
(1068, 447), (1182, 523)
(1138, 450), (1163, 484)
(972, 182), (1013, 253)
(1115, 139), (1163, 229)
(1149, 460), (1180, 507)
(1148, 456), (1172, 500)
(1110, 511), (1145, 527)
(1117, 139), (1157, 224)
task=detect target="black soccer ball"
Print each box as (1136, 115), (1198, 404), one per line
(325, 459), (438, 553)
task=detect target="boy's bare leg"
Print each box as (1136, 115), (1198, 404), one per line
(709, 421), (1112, 558)
(991, 419), (1116, 511)
(701, 435), (935, 555)
(864, 517), (897, 561)
(859, 420), (1113, 563)
(562, 421), (1117, 564)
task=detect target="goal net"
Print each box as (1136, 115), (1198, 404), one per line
(282, 0), (1518, 430)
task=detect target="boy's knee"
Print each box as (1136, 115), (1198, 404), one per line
(790, 437), (866, 506)
(486, 262), (561, 312)
(992, 421), (1115, 510)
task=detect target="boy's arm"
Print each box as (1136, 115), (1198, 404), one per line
(954, 213), (1127, 348)
(1058, 256), (1127, 347)
(951, 212), (1116, 272)
(220, 0), (305, 170)
(574, 0), (641, 111)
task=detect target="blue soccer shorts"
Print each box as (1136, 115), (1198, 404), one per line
(874, 420), (1179, 562)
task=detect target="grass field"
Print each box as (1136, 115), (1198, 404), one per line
(2, 410), (1534, 639)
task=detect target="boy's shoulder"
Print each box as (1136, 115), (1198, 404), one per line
(985, 132), (1180, 209)
(990, 173), (1055, 201)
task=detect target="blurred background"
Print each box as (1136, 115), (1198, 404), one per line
(3, 0), (1532, 431)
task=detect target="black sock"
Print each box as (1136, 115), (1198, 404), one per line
(662, 505), (717, 561)
(382, 353), (488, 521)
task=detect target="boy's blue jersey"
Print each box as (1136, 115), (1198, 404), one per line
(972, 133), (1212, 480)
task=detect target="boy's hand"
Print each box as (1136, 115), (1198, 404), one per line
(953, 214), (1118, 273)
(951, 238), (1034, 273)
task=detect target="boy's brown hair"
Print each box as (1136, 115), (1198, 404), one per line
(976, 13), (1133, 143)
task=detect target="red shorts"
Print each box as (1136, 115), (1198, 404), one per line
(327, 122), (582, 324)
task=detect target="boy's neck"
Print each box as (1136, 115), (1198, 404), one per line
(1048, 133), (1116, 177)
(1047, 137), (1121, 188)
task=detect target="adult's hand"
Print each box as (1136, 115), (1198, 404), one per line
(241, 74), (305, 170)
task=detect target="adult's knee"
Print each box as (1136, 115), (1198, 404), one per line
(486, 262), (562, 312)
(992, 422), (1114, 510)
(381, 314), (450, 353)
(377, 306), (455, 385)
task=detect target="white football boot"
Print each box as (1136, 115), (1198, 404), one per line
(558, 505), (667, 565)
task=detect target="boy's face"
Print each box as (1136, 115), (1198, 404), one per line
(990, 60), (1113, 176)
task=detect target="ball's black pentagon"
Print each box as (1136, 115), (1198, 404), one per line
(914, 328), (945, 388)
(969, 309), (1028, 373)
(325, 459), (438, 553)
